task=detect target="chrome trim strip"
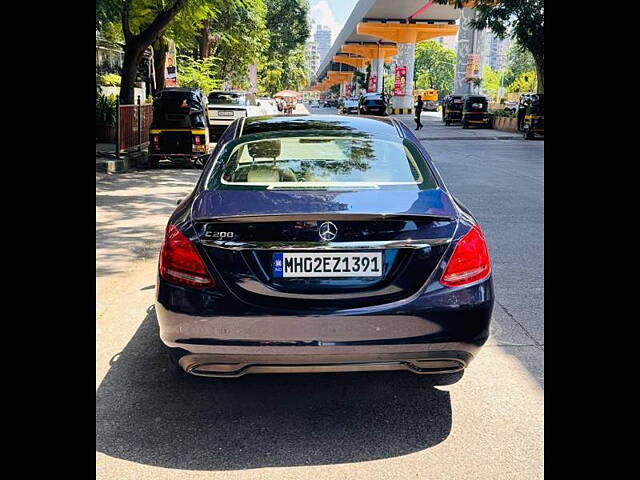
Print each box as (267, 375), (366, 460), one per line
(179, 355), (465, 378)
(201, 238), (450, 250)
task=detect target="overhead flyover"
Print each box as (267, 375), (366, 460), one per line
(313, 0), (470, 113)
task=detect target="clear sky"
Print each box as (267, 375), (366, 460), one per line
(309, 0), (359, 43)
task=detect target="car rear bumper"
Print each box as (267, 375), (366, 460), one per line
(155, 279), (492, 377)
(208, 119), (235, 126)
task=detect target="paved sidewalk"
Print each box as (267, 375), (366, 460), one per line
(395, 111), (524, 141)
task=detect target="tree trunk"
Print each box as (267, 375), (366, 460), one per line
(198, 20), (210, 59)
(120, 0), (187, 104)
(120, 44), (144, 105)
(534, 55), (544, 94)
(153, 38), (167, 92)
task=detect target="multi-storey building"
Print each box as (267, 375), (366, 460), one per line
(482, 31), (510, 71)
(314, 24), (332, 64)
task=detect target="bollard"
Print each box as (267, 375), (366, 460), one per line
(137, 95), (142, 151)
(115, 95), (120, 158)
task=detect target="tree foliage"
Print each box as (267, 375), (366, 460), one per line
(508, 70), (537, 93)
(176, 55), (222, 92)
(203, 0), (269, 87)
(258, 0), (310, 95)
(96, 0), (310, 102)
(505, 41), (535, 80)
(413, 41), (456, 96)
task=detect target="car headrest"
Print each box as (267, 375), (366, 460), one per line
(248, 140), (281, 159)
(247, 165), (280, 183)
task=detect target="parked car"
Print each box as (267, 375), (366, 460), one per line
(207, 90), (267, 140)
(310, 100), (320, 108)
(156, 114), (494, 378)
(358, 92), (387, 116)
(257, 97), (278, 115)
(338, 98), (359, 114)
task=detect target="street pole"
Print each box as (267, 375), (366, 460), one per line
(115, 95), (120, 158)
(137, 95), (142, 151)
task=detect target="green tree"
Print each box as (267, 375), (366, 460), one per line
(176, 55), (222, 92)
(97, 0), (227, 104)
(198, 0), (268, 88)
(436, 0), (544, 93)
(413, 41), (456, 96)
(508, 70), (537, 93)
(258, 0), (310, 95)
(481, 65), (501, 100)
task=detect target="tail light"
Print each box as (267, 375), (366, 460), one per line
(152, 135), (160, 147)
(440, 225), (491, 287)
(193, 135), (201, 145)
(159, 225), (214, 288)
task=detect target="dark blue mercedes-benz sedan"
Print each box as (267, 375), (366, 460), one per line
(156, 114), (493, 378)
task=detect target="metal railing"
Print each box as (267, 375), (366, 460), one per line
(115, 96), (153, 156)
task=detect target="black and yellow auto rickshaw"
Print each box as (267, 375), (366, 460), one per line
(442, 95), (464, 125)
(148, 88), (210, 168)
(461, 95), (490, 128)
(521, 93), (544, 139)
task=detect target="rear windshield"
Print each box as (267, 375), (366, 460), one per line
(206, 133), (437, 191)
(364, 99), (385, 106)
(208, 92), (246, 105)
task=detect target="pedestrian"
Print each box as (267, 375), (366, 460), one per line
(415, 95), (423, 130)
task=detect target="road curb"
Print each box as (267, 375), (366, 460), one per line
(96, 151), (148, 173)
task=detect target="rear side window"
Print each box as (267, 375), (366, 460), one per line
(208, 92), (246, 105)
(206, 132), (438, 191)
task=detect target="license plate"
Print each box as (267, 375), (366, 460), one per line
(217, 110), (234, 116)
(272, 252), (382, 278)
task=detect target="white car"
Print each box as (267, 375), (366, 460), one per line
(207, 91), (269, 139)
(257, 97), (279, 115)
(310, 100), (320, 108)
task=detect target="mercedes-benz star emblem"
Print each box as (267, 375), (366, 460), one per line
(318, 221), (338, 241)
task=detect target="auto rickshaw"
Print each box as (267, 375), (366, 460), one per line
(521, 93), (544, 139)
(442, 95), (464, 125)
(148, 88), (210, 168)
(461, 95), (490, 129)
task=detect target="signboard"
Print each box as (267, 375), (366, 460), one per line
(393, 66), (407, 96)
(367, 75), (377, 93)
(465, 54), (481, 81)
(165, 40), (177, 87)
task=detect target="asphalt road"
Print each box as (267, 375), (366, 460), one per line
(96, 110), (543, 479)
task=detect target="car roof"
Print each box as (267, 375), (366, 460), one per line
(209, 90), (250, 95)
(157, 87), (200, 94)
(241, 114), (400, 138)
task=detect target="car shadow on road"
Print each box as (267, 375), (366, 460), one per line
(96, 306), (458, 471)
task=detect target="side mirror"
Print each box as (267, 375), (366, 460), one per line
(194, 156), (206, 169)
